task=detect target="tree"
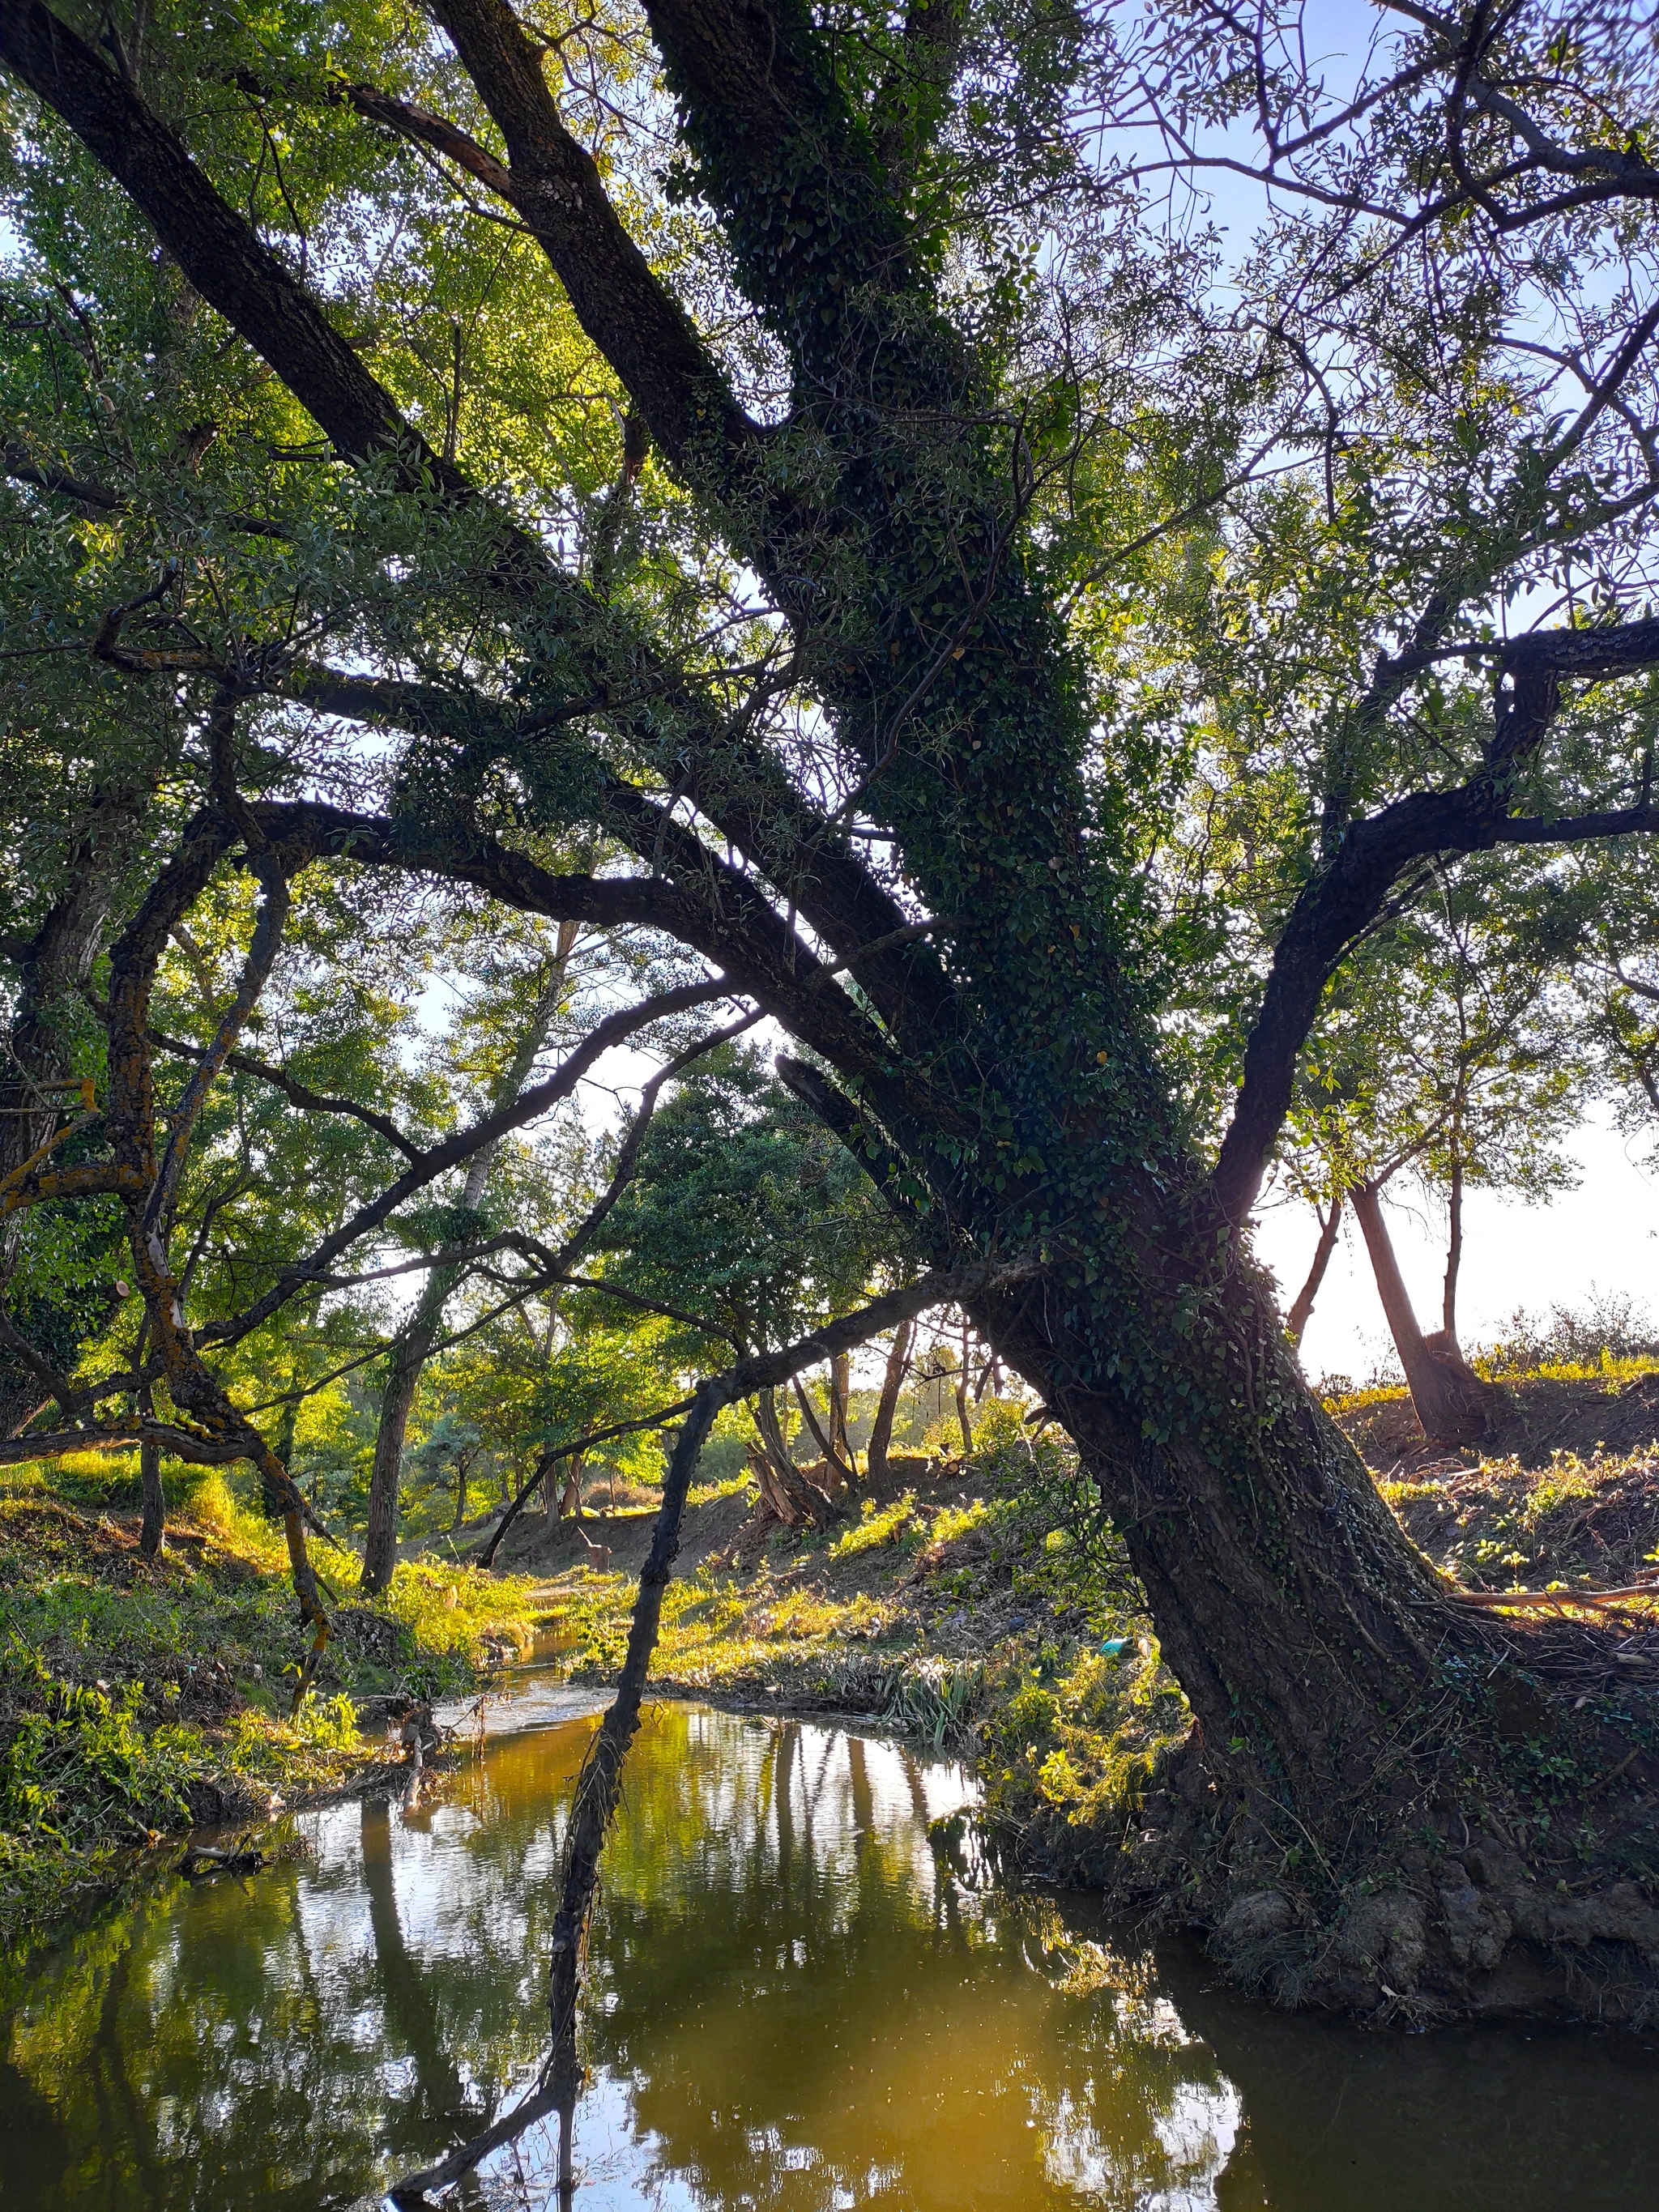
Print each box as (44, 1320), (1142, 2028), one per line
(6, 0), (1659, 2019)
(1279, 865), (1587, 1434)
(598, 1042), (905, 1511)
(360, 914), (579, 1590)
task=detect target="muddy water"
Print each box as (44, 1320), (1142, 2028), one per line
(4, 1687), (1659, 2210)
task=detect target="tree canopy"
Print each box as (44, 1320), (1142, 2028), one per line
(6, 0), (1659, 2025)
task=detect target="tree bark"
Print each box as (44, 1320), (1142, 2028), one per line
(1286, 1197), (1341, 1350)
(829, 1349), (852, 1468)
(790, 1373), (855, 1489)
(756, 1384), (838, 1524)
(867, 1319), (912, 1479)
(970, 1255), (1453, 1820)
(953, 1318), (973, 1455)
(138, 1434), (164, 1558)
(1350, 1181), (1497, 1444)
(1443, 1155), (1464, 1347)
(360, 1315), (434, 1593)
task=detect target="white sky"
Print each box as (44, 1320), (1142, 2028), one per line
(1250, 1106), (1659, 1387)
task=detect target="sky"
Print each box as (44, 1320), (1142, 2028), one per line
(1251, 1106), (1659, 1387)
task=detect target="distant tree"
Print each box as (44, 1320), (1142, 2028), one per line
(1279, 864), (1586, 1434)
(598, 1044), (913, 1511)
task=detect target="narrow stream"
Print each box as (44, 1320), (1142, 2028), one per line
(4, 1686), (1659, 2210)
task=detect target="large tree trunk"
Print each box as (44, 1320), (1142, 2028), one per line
(977, 1264), (1448, 1823)
(867, 1319), (912, 1480)
(1350, 1182), (1499, 1444)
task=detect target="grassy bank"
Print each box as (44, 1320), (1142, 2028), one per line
(0, 1453), (546, 1963)
(11, 1364), (1659, 1979)
(535, 1373), (1659, 1890)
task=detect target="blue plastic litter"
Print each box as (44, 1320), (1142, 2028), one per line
(1099, 1637), (1130, 1658)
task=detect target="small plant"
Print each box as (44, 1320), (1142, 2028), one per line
(829, 1493), (919, 1560)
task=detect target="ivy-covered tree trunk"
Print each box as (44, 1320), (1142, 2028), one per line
(12, 0), (1659, 2025)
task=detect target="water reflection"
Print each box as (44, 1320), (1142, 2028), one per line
(2, 1698), (1658, 2210)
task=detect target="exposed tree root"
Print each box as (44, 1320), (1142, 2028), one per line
(1020, 1610), (1659, 2027)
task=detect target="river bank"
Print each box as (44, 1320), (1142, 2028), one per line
(8, 1370), (1659, 1984)
(0, 1461), (551, 1967)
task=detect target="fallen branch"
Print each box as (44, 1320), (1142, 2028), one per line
(1454, 1579), (1659, 1609)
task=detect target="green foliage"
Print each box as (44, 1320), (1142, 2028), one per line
(978, 1638), (1191, 1842)
(0, 1642), (200, 1843)
(0, 1478), (547, 1955)
(598, 1043), (909, 1357)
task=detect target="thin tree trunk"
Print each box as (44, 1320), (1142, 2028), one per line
(953, 1317), (973, 1454)
(450, 1449), (470, 1531)
(1350, 1181), (1495, 1443)
(829, 1349), (851, 1468)
(867, 1319), (912, 1480)
(790, 1373), (855, 1487)
(1286, 1196), (1342, 1349)
(361, 1316), (433, 1592)
(1443, 1155), (1464, 1349)
(360, 923), (579, 1592)
(138, 1434), (165, 1558)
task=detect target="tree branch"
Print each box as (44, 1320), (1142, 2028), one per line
(415, 4), (758, 471)
(1212, 618), (1659, 1221)
(141, 1021), (424, 1162)
(200, 978), (739, 1349)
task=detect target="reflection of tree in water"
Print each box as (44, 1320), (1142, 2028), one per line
(569, 1710), (1239, 2210)
(8, 1706), (1658, 2212)
(1, 1761), (579, 2210)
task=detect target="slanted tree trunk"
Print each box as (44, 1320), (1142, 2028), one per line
(1286, 1196), (1342, 1350)
(867, 1319), (912, 1480)
(754, 1385), (838, 1525)
(971, 1254), (1453, 1813)
(790, 1372), (855, 1489)
(1350, 1181), (1499, 1444)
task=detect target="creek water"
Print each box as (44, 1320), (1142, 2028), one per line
(4, 1681), (1659, 2210)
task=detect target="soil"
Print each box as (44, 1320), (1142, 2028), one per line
(1336, 1370), (1659, 1480)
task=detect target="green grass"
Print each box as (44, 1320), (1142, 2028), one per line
(0, 1472), (548, 1965)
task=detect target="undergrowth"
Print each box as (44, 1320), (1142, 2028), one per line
(0, 1460), (547, 1964)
